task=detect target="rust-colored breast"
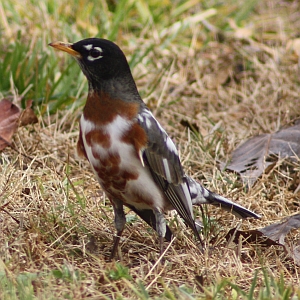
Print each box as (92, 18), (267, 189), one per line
(85, 128), (111, 150)
(83, 91), (139, 125)
(92, 150), (139, 195)
(122, 123), (148, 158)
(79, 91), (149, 203)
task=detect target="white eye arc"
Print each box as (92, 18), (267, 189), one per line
(87, 46), (103, 61)
(94, 47), (103, 53)
(84, 44), (93, 50)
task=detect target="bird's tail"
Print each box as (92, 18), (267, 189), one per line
(186, 176), (261, 219)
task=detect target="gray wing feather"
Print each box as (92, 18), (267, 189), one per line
(138, 108), (200, 239)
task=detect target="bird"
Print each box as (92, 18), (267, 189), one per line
(49, 38), (260, 259)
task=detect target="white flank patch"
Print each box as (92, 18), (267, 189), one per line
(126, 166), (166, 210)
(80, 114), (167, 211)
(80, 115), (96, 132)
(106, 116), (166, 210)
(106, 115), (132, 138)
(80, 116), (102, 167)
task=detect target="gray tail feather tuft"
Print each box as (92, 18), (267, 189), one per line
(186, 176), (261, 219)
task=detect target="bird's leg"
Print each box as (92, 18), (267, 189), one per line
(110, 199), (126, 260)
(154, 209), (166, 256)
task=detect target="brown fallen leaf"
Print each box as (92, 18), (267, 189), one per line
(221, 122), (300, 186)
(259, 214), (300, 245)
(288, 242), (300, 267)
(19, 99), (38, 126)
(0, 99), (21, 150)
(226, 227), (281, 247)
(0, 98), (38, 151)
(226, 214), (300, 266)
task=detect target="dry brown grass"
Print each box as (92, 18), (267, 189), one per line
(1, 0), (300, 299)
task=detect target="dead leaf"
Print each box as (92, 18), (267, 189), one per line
(288, 243), (300, 266)
(0, 99), (21, 150)
(221, 122), (300, 186)
(0, 98), (38, 151)
(259, 214), (300, 245)
(226, 214), (300, 266)
(19, 99), (38, 126)
(226, 227), (281, 247)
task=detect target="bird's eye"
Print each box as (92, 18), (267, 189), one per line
(90, 49), (101, 58)
(87, 47), (103, 61)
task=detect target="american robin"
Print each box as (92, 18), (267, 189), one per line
(49, 38), (260, 259)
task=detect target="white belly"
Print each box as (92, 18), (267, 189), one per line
(80, 115), (166, 210)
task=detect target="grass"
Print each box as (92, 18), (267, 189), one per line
(1, 0), (300, 298)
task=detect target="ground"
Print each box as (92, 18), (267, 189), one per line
(0, 0), (299, 299)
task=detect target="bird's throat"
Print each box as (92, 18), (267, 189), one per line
(83, 90), (140, 126)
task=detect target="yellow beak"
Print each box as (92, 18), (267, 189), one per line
(49, 41), (81, 58)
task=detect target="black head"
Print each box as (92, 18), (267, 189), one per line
(50, 38), (139, 98)
(71, 38), (130, 81)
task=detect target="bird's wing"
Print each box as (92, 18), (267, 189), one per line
(137, 107), (200, 239)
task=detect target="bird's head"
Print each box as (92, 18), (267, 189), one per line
(49, 38), (135, 94)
